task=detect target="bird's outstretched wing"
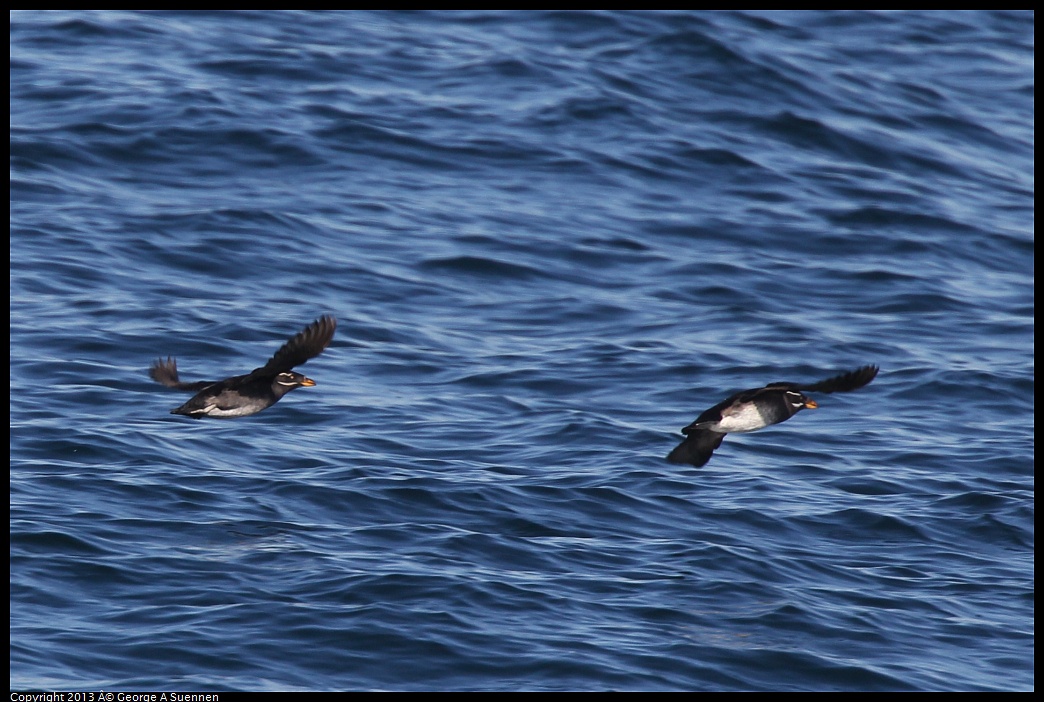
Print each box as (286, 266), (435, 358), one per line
(149, 356), (217, 392)
(666, 429), (726, 466)
(252, 315), (337, 376)
(780, 365), (879, 394)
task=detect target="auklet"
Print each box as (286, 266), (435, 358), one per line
(666, 365), (879, 467)
(150, 315), (336, 419)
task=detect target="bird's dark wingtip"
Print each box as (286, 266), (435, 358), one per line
(803, 364), (880, 393)
(666, 432), (720, 467)
(150, 356), (179, 386)
(845, 364), (880, 390)
(260, 315), (338, 374)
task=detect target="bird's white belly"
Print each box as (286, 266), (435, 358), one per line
(716, 403), (770, 433)
(198, 404), (260, 418)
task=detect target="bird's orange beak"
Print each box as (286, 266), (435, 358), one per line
(804, 399), (818, 409)
(301, 377), (316, 387)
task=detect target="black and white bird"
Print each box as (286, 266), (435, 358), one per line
(150, 315), (336, 419)
(666, 365), (878, 467)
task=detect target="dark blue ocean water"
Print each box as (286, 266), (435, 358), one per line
(10, 10), (1033, 692)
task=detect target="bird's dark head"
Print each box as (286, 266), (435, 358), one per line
(786, 390), (817, 412)
(274, 371), (316, 392)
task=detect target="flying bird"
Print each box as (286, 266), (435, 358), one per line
(666, 365), (879, 467)
(150, 315), (336, 419)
